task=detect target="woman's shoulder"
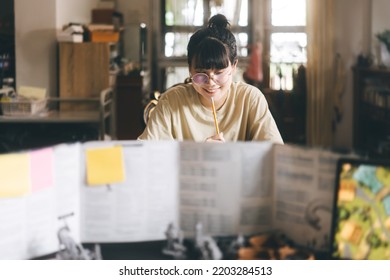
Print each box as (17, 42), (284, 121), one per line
(232, 81), (264, 99)
(160, 83), (194, 100)
(155, 83), (196, 111)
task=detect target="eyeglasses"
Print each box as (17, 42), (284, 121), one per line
(191, 70), (231, 86)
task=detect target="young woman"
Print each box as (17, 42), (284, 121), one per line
(138, 14), (283, 144)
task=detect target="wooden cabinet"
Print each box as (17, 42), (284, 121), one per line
(353, 67), (390, 159)
(58, 42), (110, 110)
(115, 75), (145, 139)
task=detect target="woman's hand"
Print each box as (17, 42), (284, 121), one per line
(205, 132), (225, 143)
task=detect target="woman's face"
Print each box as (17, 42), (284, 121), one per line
(189, 61), (237, 109)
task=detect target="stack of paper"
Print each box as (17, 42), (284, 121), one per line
(57, 24), (84, 43)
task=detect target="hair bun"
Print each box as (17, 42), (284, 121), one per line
(208, 14), (230, 29)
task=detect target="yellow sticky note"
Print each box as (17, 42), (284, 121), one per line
(0, 153), (30, 198)
(86, 146), (125, 186)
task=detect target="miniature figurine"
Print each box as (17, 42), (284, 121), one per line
(56, 213), (102, 260)
(194, 222), (223, 260)
(56, 225), (90, 260)
(226, 234), (245, 259)
(162, 223), (187, 259)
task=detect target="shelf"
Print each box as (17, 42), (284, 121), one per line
(0, 87), (114, 140)
(353, 67), (390, 159)
(360, 103), (390, 124)
(0, 111), (99, 123)
(353, 66), (390, 75)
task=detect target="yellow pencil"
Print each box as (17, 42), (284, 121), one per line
(210, 97), (220, 135)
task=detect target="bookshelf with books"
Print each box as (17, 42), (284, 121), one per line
(353, 67), (390, 159)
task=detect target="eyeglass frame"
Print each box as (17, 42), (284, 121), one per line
(190, 69), (232, 86)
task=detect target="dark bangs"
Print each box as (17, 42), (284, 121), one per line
(192, 37), (230, 70)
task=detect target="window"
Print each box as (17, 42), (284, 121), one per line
(155, 0), (306, 93)
(158, 0), (252, 91)
(264, 0), (307, 91)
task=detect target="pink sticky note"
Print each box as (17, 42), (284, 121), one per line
(30, 147), (54, 192)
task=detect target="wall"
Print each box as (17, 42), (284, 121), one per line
(14, 0), (56, 95)
(371, 0), (390, 61)
(14, 0), (100, 96)
(56, 0), (100, 29)
(116, 0), (152, 63)
(372, 0), (390, 35)
(333, 0), (372, 150)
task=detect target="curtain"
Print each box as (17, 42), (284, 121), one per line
(306, 0), (336, 147)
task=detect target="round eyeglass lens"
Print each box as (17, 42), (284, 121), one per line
(215, 71), (230, 84)
(192, 73), (209, 85)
